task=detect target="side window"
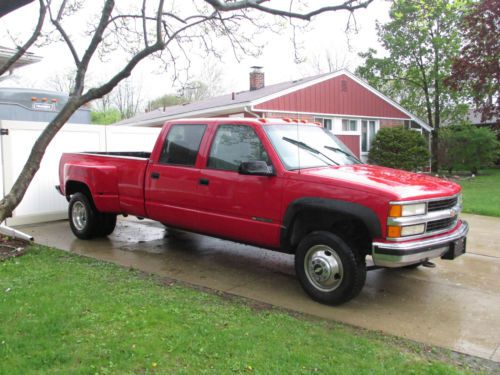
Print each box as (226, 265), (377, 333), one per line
(207, 125), (270, 171)
(159, 124), (206, 166)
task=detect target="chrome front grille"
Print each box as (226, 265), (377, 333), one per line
(428, 197), (458, 212)
(426, 217), (458, 232)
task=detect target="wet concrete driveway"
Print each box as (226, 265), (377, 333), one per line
(21, 213), (500, 362)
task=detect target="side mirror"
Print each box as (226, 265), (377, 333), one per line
(238, 161), (275, 176)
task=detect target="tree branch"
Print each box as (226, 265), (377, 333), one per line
(142, 0), (148, 46)
(205, 0), (374, 20)
(81, 0), (166, 101)
(382, 75), (424, 89)
(0, 0), (46, 77)
(74, 0), (115, 95)
(48, 0), (81, 66)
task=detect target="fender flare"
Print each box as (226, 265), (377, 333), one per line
(280, 197), (382, 250)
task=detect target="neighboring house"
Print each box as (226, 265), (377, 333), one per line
(0, 45), (41, 80)
(467, 109), (499, 137)
(115, 68), (431, 161)
(0, 88), (91, 124)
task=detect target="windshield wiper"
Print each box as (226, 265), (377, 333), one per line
(282, 137), (339, 165)
(324, 145), (361, 163)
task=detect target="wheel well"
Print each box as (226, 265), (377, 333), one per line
(288, 209), (372, 256)
(65, 181), (92, 200)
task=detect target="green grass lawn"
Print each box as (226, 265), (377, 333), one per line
(458, 168), (500, 217)
(0, 247), (486, 374)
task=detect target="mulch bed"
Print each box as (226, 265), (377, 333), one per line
(0, 236), (30, 261)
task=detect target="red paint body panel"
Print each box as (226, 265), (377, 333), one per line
(59, 153), (148, 217)
(59, 118), (461, 250)
(254, 74), (410, 119)
(195, 122), (285, 247)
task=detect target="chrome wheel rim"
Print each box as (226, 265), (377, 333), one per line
(304, 244), (344, 292)
(72, 201), (87, 231)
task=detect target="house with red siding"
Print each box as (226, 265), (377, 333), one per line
(116, 68), (431, 161)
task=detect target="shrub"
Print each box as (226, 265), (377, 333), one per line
(91, 109), (122, 125)
(439, 124), (500, 174)
(368, 127), (429, 171)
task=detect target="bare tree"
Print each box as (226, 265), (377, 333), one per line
(113, 79), (142, 119)
(45, 69), (75, 94)
(309, 50), (351, 75)
(170, 62), (226, 104)
(92, 93), (113, 112)
(0, 0), (373, 222)
(199, 59), (225, 97)
(179, 80), (211, 102)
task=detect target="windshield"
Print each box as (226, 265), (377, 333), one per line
(264, 124), (362, 170)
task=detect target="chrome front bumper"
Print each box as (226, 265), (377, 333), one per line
(372, 221), (469, 268)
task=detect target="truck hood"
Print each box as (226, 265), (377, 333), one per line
(299, 164), (461, 200)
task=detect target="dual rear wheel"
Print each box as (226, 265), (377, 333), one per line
(69, 192), (116, 239)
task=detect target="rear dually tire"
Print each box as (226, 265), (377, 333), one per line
(68, 193), (99, 239)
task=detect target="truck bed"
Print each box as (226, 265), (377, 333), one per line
(80, 151), (151, 159)
(59, 152), (150, 217)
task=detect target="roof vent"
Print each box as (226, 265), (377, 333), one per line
(341, 80), (348, 92)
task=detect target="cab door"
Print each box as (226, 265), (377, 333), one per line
(145, 123), (207, 231)
(197, 123), (284, 248)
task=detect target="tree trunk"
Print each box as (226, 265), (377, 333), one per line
(431, 33), (441, 174)
(431, 128), (439, 173)
(0, 98), (82, 222)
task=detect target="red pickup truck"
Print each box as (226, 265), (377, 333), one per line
(58, 118), (468, 305)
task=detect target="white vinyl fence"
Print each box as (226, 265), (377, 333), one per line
(0, 120), (161, 226)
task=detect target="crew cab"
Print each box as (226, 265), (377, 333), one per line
(58, 118), (468, 305)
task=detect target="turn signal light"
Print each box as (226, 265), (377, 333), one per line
(387, 226), (402, 238)
(389, 205), (402, 217)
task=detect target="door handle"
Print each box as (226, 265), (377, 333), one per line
(199, 178), (209, 186)
(151, 172), (160, 179)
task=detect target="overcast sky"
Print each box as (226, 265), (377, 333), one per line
(0, 0), (391, 105)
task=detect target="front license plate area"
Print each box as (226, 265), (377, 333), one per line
(442, 237), (466, 260)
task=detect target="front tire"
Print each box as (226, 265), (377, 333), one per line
(295, 231), (366, 305)
(68, 193), (99, 239)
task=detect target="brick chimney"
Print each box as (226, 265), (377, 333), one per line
(249, 66), (264, 91)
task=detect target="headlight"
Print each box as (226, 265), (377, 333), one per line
(389, 203), (426, 217)
(400, 224), (425, 236)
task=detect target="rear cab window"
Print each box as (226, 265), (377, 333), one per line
(159, 124), (206, 166)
